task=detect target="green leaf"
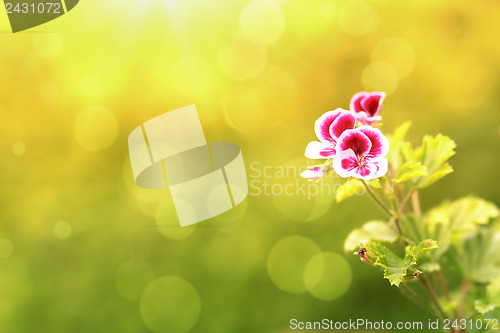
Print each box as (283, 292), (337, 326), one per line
(336, 178), (363, 203)
(475, 276), (500, 314)
(398, 141), (417, 165)
(344, 221), (398, 252)
(427, 197), (499, 232)
(406, 239), (438, 259)
(345, 229), (371, 253)
(425, 222), (452, 259)
(450, 229), (500, 283)
(418, 163), (453, 188)
(412, 134), (456, 189)
(376, 253), (416, 287)
(364, 239), (438, 286)
(388, 121), (412, 169)
(369, 242), (416, 287)
(399, 214), (427, 245)
(393, 162), (428, 183)
(425, 197), (499, 261)
(391, 121), (412, 148)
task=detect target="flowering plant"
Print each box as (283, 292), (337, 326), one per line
(301, 92), (500, 332)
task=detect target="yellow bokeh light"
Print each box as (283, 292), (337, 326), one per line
(372, 37), (416, 79)
(39, 81), (59, 103)
(32, 33), (62, 59)
(362, 61), (399, 95)
(303, 252), (352, 301)
(53, 221), (72, 239)
(318, 1), (336, 19)
(11, 142), (26, 156)
(338, 0), (379, 36)
(140, 276), (201, 333)
(73, 106), (119, 151)
(169, 56), (215, 98)
(218, 35), (267, 81)
(80, 76), (103, 98)
(224, 80), (266, 132)
(240, 0), (286, 45)
(267, 236), (321, 293)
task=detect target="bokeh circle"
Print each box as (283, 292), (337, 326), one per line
(303, 252), (352, 301)
(140, 276), (201, 333)
(73, 106), (119, 151)
(267, 236), (321, 293)
(115, 261), (156, 301)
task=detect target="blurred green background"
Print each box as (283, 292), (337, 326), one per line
(1, 0), (499, 332)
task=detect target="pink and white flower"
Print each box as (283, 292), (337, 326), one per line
(304, 108), (356, 159)
(300, 166), (327, 181)
(350, 91), (385, 126)
(332, 126), (389, 181)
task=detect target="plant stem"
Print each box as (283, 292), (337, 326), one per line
(435, 271), (451, 301)
(398, 190), (415, 214)
(361, 180), (393, 217)
(418, 275), (449, 320)
(436, 271), (462, 320)
(392, 190), (417, 240)
(394, 217), (403, 238)
(460, 279), (469, 321)
(400, 284), (435, 312)
(412, 191), (421, 216)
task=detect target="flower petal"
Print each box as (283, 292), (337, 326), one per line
(354, 111), (382, 126)
(354, 164), (376, 180)
(352, 157), (388, 180)
(305, 141), (336, 159)
(314, 110), (342, 144)
(329, 109), (356, 139)
(350, 92), (370, 114)
(371, 157), (389, 179)
(360, 92), (385, 117)
(300, 166), (326, 181)
(358, 126), (390, 158)
(335, 129), (372, 157)
(332, 148), (358, 178)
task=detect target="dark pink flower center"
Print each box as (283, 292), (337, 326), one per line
(362, 95), (381, 117)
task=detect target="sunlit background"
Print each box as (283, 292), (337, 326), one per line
(1, 0), (500, 332)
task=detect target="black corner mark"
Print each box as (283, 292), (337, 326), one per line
(4, 0), (79, 33)
(64, 0), (78, 11)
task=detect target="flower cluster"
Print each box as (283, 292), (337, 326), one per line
(297, 90), (497, 322)
(301, 92), (389, 181)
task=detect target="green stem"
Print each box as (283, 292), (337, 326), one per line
(361, 180), (393, 218)
(436, 271), (462, 321)
(460, 279), (469, 322)
(418, 275), (449, 320)
(394, 217), (403, 238)
(412, 191), (421, 216)
(400, 284), (435, 313)
(435, 271), (451, 301)
(393, 190), (418, 243)
(398, 189), (415, 214)
(391, 198), (404, 238)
